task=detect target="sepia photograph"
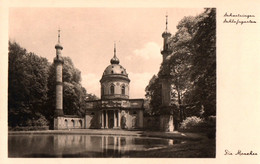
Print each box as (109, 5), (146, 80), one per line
(7, 8), (216, 158)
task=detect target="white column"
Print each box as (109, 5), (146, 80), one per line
(105, 111), (108, 128)
(113, 110), (116, 128)
(118, 110), (121, 128)
(101, 111), (104, 128)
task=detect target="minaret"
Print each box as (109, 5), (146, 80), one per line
(159, 14), (174, 132)
(54, 29), (64, 117)
(160, 13), (173, 107)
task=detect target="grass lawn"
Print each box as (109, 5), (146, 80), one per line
(125, 138), (216, 158)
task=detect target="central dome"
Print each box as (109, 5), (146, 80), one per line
(101, 43), (129, 77)
(100, 44), (130, 100)
(103, 64), (128, 76)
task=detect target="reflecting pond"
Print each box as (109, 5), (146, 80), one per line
(9, 134), (178, 157)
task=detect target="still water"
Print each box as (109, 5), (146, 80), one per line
(9, 134), (177, 157)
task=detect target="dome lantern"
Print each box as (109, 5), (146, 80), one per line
(110, 42), (120, 64)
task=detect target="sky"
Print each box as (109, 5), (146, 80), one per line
(9, 8), (204, 98)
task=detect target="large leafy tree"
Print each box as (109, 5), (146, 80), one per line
(170, 8), (216, 117)
(189, 8), (216, 116)
(145, 75), (162, 115)
(8, 41), (49, 127)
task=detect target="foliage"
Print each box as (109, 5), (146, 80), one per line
(179, 116), (216, 138)
(179, 116), (204, 130)
(188, 8), (216, 116)
(86, 93), (99, 101)
(145, 75), (162, 115)
(8, 41), (50, 127)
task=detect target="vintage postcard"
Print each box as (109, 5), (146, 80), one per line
(0, 0), (259, 163)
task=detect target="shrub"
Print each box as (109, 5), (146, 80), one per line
(180, 116), (204, 130)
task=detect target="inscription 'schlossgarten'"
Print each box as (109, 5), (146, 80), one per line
(223, 12), (256, 25)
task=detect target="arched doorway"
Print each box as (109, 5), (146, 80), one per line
(109, 118), (114, 129)
(71, 120), (75, 128)
(65, 119), (68, 128)
(79, 120), (82, 128)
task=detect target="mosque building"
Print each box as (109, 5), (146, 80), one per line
(54, 15), (174, 131)
(84, 44), (144, 129)
(54, 41), (144, 130)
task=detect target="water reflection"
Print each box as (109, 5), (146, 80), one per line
(9, 134), (176, 157)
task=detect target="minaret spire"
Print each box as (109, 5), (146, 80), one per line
(114, 41), (116, 57)
(110, 41), (120, 64)
(55, 27), (63, 50)
(166, 12), (168, 31)
(58, 27), (61, 43)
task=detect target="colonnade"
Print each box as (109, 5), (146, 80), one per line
(101, 110), (121, 128)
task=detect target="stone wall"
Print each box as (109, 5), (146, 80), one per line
(54, 116), (85, 130)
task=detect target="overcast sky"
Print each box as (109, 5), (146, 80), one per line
(9, 8), (204, 98)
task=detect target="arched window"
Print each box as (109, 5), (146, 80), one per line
(79, 120), (82, 128)
(110, 85), (114, 94)
(121, 85), (125, 95)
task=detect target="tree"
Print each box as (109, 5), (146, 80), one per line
(8, 41), (50, 127)
(189, 8), (216, 116)
(145, 75), (162, 115)
(169, 8), (216, 117)
(86, 93), (99, 101)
